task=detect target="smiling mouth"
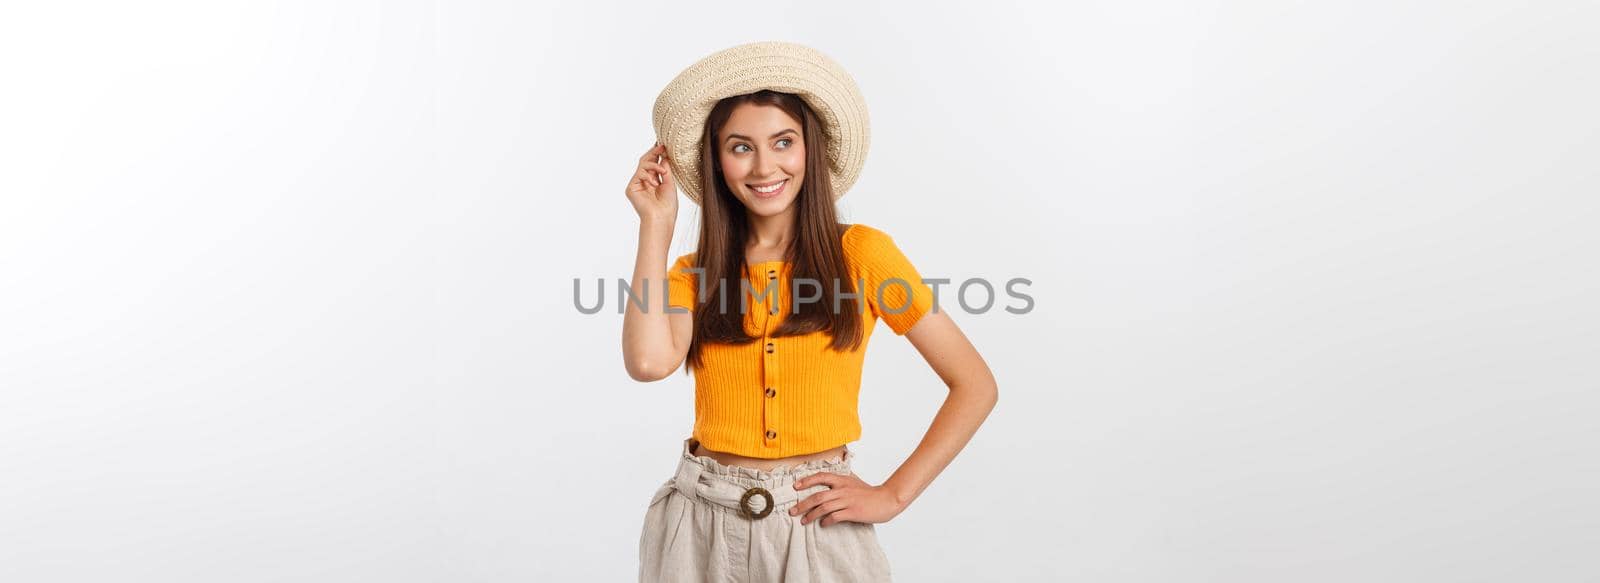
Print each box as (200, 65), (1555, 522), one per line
(749, 179), (788, 196)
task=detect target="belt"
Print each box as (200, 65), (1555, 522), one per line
(673, 458), (825, 520)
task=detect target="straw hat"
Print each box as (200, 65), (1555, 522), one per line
(651, 41), (871, 206)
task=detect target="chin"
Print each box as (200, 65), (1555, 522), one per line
(744, 200), (795, 217)
(740, 192), (799, 217)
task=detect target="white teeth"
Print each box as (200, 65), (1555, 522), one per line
(752, 180), (786, 194)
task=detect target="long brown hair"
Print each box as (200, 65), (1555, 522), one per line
(683, 90), (863, 374)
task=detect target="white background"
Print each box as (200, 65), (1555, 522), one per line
(3, 1), (1597, 581)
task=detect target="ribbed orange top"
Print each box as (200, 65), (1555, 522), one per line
(667, 223), (935, 458)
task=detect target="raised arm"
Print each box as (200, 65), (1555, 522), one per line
(621, 143), (694, 382)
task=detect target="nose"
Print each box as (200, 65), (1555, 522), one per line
(756, 150), (779, 178)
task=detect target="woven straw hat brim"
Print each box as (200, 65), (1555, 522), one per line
(652, 41), (870, 206)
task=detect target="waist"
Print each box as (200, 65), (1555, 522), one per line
(690, 438), (848, 472)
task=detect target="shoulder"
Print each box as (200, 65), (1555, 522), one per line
(843, 222), (912, 260)
(669, 252), (698, 272)
(842, 222), (895, 253)
(842, 223), (924, 276)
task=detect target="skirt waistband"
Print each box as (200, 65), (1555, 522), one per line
(673, 437), (853, 519)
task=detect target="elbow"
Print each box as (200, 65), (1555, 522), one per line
(626, 358), (673, 383)
(963, 377), (998, 409)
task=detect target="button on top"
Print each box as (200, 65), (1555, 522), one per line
(765, 387), (776, 398)
(765, 342), (774, 353)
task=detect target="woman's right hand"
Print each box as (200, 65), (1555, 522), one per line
(626, 142), (679, 227)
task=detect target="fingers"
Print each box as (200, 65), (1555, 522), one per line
(632, 167), (649, 187)
(629, 169), (660, 193)
(790, 472), (867, 525)
(801, 497), (849, 526)
(820, 509), (855, 527)
(641, 161), (669, 177)
(638, 142), (664, 163)
(639, 142), (674, 164)
(636, 143), (673, 187)
(792, 488), (836, 512)
(641, 164), (672, 187)
(794, 473), (840, 491)
(627, 143), (676, 203)
(790, 488), (840, 520)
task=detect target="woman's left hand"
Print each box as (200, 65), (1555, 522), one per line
(789, 472), (905, 526)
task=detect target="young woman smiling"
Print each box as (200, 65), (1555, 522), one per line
(623, 42), (998, 582)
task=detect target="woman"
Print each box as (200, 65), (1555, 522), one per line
(622, 41), (998, 582)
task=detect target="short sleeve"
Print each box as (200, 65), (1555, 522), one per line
(667, 253), (698, 312)
(852, 226), (935, 335)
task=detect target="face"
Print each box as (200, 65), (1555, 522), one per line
(717, 103), (805, 218)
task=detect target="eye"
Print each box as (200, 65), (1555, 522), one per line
(732, 143), (750, 153)
(777, 138), (793, 148)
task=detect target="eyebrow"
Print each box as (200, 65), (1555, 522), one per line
(724, 129), (798, 144)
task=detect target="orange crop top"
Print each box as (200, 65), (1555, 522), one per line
(666, 223), (936, 458)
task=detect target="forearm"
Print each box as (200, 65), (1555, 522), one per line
(881, 381), (998, 509)
(621, 220), (676, 379)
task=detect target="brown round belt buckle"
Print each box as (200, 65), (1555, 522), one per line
(739, 486), (775, 520)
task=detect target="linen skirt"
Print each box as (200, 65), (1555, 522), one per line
(637, 437), (893, 582)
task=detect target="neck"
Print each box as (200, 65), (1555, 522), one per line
(745, 208), (797, 256)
